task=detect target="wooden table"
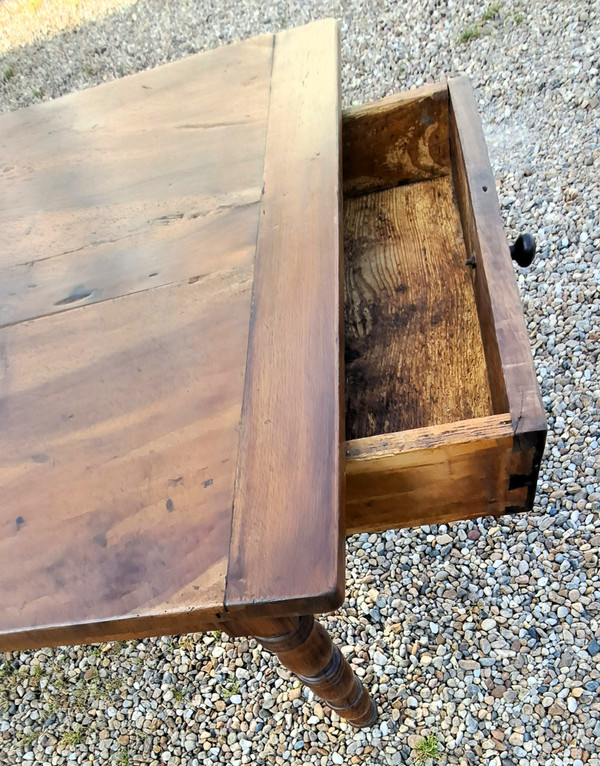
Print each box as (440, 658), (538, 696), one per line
(0, 19), (545, 729)
(0, 19), (375, 727)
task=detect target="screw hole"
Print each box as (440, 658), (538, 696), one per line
(482, 186), (488, 192)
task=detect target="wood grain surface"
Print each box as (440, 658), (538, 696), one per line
(1, 20), (345, 650)
(342, 82), (450, 197)
(0, 33), (273, 323)
(225, 19), (344, 617)
(448, 77), (546, 511)
(0, 33), (276, 650)
(0, 272), (253, 650)
(345, 415), (514, 533)
(344, 175), (493, 440)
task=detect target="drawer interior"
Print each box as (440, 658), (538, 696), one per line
(341, 79), (521, 535)
(343, 83), (493, 442)
(344, 176), (492, 440)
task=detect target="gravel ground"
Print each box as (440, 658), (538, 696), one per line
(1, 1), (599, 765)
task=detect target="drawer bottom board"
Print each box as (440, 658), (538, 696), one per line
(344, 175), (492, 441)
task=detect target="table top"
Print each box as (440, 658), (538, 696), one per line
(0, 19), (343, 651)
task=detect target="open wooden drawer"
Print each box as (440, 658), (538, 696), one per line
(342, 77), (546, 535)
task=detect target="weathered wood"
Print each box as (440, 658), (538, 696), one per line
(342, 82), (450, 197)
(345, 415), (514, 534)
(226, 19), (344, 618)
(0, 33), (276, 652)
(224, 615), (376, 727)
(0, 272), (253, 651)
(0, 198), (260, 328)
(0, 33), (273, 321)
(0, 21), (346, 652)
(344, 175), (493, 440)
(342, 76), (545, 532)
(448, 77), (546, 511)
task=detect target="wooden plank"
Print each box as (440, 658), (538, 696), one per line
(448, 77), (546, 511)
(342, 82), (450, 197)
(0, 33), (278, 650)
(0, 269), (254, 651)
(345, 415), (514, 534)
(344, 176), (493, 440)
(225, 20), (344, 617)
(0, 33), (273, 322)
(0, 200), (260, 327)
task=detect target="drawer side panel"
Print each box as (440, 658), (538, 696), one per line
(448, 77), (546, 512)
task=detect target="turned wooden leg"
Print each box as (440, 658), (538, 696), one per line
(225, 615), (376, 727)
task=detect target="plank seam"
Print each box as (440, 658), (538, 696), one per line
(222, 32), (277, 619)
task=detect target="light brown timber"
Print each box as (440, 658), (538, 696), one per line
(0, 273), (253, 651)
(226, 19), (345, 618)
(342, 82), (450, 197)
(0, 34), (273, 324)
(0, 32), (279, 652)
(345, 415), (514, 534)
(448, 76), (546, 511)
(344, 175), (493, 440)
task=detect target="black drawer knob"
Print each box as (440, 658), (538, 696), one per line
(510, 233), (536, 268)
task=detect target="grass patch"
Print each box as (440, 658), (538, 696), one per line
(3, 67), (14, 81)
(514, 12), (524, 23)
(460, 2), (503, 43)
(33, 88), (44, 98)
(60, 726), (84, 748)
(219, 674), (239, 699)
(460, 27), (481, 42)
(70, 682), (90, 712)
(415, 734), (440, 764)
(1, 655), (128, 723)
(17, 730), (39, 747)
(481, 2), (501, 21)
(101, 677), (124, 697)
